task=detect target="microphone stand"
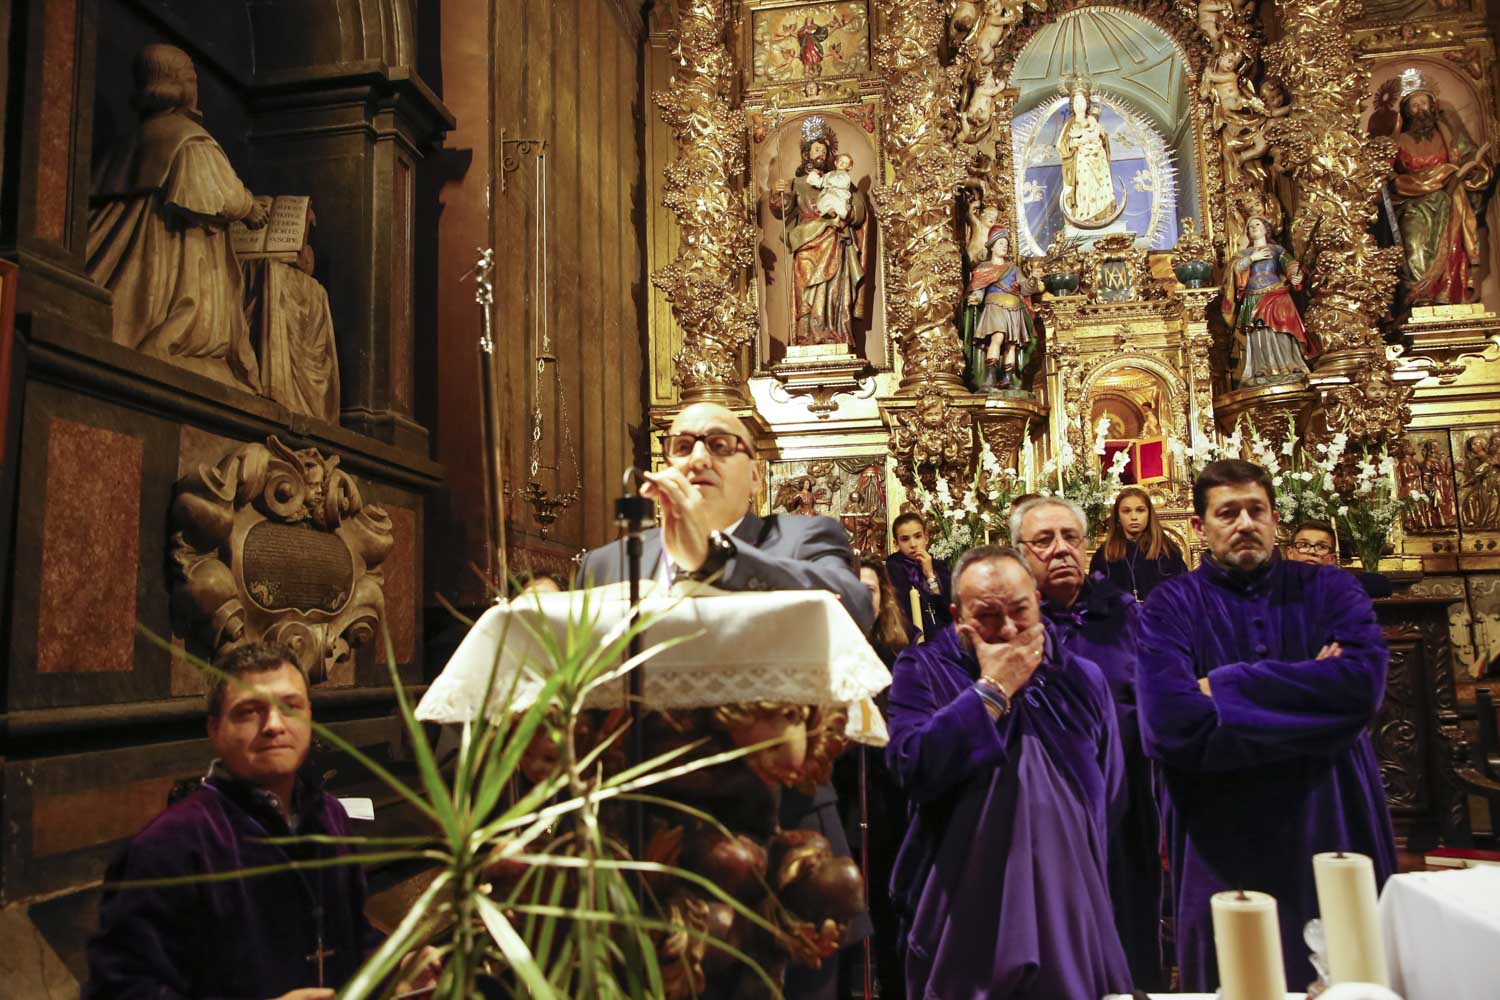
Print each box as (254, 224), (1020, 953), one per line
(615, 468), (653, 903)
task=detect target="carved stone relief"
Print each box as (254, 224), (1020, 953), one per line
(171, 436), (393, 683)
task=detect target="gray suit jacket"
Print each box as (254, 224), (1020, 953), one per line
(576, 511), (874, 634)
(576, 510), (873, 946)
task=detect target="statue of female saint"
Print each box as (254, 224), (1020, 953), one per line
(1223, 215), (1316, 386)
(1056, 81), (1118, 227)
(964, 227), (1037, 390)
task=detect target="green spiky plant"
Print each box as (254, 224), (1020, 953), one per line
(130, 584), (789, 999)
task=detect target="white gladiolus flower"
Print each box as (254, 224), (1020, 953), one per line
(1337, 505), (1349, 517)
(1272, 474), (1284, 487)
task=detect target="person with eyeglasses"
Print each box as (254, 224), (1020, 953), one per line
(576, 401), (872, 1000)
(885, 545), (1131, 1000)
(1012, 495), (1166, 991)
(1136, 460), (1397, 993)
(1284, 519), (1394, 598)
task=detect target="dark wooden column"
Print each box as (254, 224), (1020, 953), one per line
(248, 67), (453, 453)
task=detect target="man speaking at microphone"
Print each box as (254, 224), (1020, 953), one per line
(578, 402), (871, 631)
(578, 401), (872, 999)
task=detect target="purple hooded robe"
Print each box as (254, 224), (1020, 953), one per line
(886, 625), (1132, 999)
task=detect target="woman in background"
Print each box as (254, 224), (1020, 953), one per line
(1089, 486), (1187, 601)
(838, 558), (913, 999)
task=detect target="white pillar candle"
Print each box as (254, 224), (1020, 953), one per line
(1313, 851), (1389, 986)
(1212, 889), (1286, 1000)
(909, 587), (923, 642)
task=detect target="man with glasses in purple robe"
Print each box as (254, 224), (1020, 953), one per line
(886, 545), (1132, 999)
(1013, 495), (1165, 990)
(1137, 460), (1397, 992)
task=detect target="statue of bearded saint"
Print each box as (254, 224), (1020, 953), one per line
(1056, 83), (1118, 227)
(771, 124), (869, 347)
(1390, 82), (1493, 309)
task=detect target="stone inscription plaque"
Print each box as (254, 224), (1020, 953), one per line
(243, 521), (353, 613)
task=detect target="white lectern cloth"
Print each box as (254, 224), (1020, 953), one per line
(415, 583), (892, 745)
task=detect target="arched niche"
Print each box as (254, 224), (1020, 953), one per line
(1006, 7), (1202, 253)
(1080, 355), (1184, 442)
(249, 0), (415, 77)
(751, 111), (887, 369)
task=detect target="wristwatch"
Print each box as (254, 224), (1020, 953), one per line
(673, 530), (737, 584)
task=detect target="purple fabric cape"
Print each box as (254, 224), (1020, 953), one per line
(1043, 580), (1165, 990)
(1136, 554), (1397, 992)
(886, 624), (1132, 999)
(85, 769), (382, 999)
(886, 551), (953, 634)
(1087, 539), (1188, 602)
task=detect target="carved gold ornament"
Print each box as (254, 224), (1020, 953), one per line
(871, 0), (972, 394)
(652, 0), (760, 403)
(1262, 0), (1402, 362)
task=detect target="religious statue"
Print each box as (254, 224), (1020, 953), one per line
(1389, 73), (1493, 309)
(1202, 52), (1291, 193)
(1140, 399), (1162, 437)
(1459, 432), (1500, 529)
(771, 118), (869, 347)
(774, 475), (826, 516)
(244, 239), (342, 423)
(958, 66), (1006, 144)
(1056, 79), (1119, 227)
(87, 44), (266, 392)
(963, 226), (1037, 390)
(1420, 438), (1459, 527)
(1222, 215), (1316, 386)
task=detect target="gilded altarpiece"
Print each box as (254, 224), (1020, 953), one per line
(642, 0), (1500, 684)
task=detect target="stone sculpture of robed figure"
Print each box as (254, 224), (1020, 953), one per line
(87, 44), (266, 392)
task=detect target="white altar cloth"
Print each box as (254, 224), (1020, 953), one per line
(415, 583), (892, 745)
(1379, 865), (1500, 1000)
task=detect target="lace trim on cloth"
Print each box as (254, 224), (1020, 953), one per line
(416, 583), (891, 746)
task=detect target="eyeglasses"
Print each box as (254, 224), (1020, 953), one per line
(660, 432), (751, 460)
(1291, 540), (1334, 556)
(1018, 530), (1085, 554)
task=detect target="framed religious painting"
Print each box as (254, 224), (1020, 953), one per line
(748, 1), (871, 86)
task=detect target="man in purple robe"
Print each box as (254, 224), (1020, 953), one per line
(1014, 496), (1165, 990)
(1137, 460), (1397, 991)
(85, 642), (433, 1000)
(887, 545), (1132, 999)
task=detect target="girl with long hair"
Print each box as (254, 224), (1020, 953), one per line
(860, 557), (915, 665)
(1089, 486), (1187, 601)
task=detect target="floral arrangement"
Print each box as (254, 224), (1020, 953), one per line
(907, 436), (1024, 562)
(1339, 451), (1427, 572)
(1168, 417), (1344, 530)
(1167, 416), (1423, 569)
(1040, 417), (1129, 536)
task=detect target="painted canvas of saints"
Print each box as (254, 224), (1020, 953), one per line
(751, 2), (869, 83)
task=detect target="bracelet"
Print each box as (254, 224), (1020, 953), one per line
(974, 677), (1011, 717)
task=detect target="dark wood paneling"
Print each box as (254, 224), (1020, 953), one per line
(430, 0), (646, 603)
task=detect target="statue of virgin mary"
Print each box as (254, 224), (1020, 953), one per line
(1056, 79), (1118, 226)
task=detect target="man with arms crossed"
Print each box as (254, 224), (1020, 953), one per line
(1137, 460), (1396, 991)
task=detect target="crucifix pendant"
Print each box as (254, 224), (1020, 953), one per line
(307, 933), (334, 987)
